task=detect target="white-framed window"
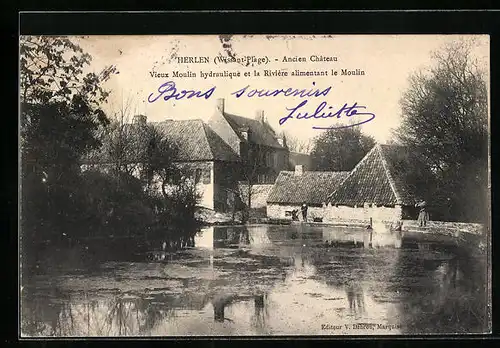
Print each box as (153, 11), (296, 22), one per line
(195, 168), (202, 184)
(202, 168), (211, 184)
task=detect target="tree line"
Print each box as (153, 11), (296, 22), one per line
(20, 36), (200, 271)
(285, 40), (488, 223)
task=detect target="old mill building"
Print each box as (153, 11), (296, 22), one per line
(266, 144), (420, 224)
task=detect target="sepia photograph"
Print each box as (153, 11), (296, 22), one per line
(19, 34), (491, 336)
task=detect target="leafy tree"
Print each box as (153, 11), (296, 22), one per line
(20, 36), (117, 178)
(310, 127), (375, 171)
(79, 169), (155, 239)
(20, 36), (116, 107)
(20, 36), (117, 249)
(395, 39), (488, 222)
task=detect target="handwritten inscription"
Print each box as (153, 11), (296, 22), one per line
(147, 81), (216, 103)
(231, 82), (331, 99)
(148, 81), (375, 129)
(279, 100), (376, 129)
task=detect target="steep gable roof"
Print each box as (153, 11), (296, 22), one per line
(207, 110), (242, 156)
(223, 113), (284, 149)
(153, 120), (240, 162)
(267, 171), (350, 205)
(326, 144), (417, 206)
(378, 144), (418, 205)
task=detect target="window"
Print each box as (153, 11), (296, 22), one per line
(265, 152), (272, 167)
(202, 168), (211, 184)
(195, 168), (202, 184)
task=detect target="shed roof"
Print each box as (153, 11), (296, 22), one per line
(267, 170), (349, 205)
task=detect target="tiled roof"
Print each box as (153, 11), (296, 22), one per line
(267, 171), (350, 205)
(326, 144), (417, 206)
(153, 120), (240, 162)
(83, 120), (241, 164)
(223, 113), (284, 149)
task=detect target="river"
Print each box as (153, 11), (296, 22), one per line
(20, 224), (490, 336)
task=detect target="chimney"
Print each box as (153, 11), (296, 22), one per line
(255, 110), (265, 123)
(294, 165), (303, 176)
(132, 114), (147, 125)
(216, 98), (225, 113)
(277, 134), (287, 148)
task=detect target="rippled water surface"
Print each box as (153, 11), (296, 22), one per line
(21, 224), (489, 336)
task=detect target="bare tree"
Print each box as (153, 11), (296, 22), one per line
(279, 131), (313, 154)
(239, 143), (267, 222)
(91, 95), (136, 175)
(88, 95), (180, 192)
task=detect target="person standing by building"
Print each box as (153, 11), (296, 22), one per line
(301, 202), (308, 222)
(416, 201), (429, 227)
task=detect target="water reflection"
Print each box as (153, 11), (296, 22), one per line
(346, 282), (365, 317)
(22, 224), (489, 336)
(394, 249), (489, 334)
(196, 225), (274, 250)
(212, 294), (233, 322)
(211, 293), (268, 326)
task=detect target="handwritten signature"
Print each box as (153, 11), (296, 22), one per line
(279, 100), (376, 129)
(148, 81), (375, 129)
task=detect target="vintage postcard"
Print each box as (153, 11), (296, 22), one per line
(19, 34), (491, 336)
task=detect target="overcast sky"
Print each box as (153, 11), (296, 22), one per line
(75, 35), (489, 144)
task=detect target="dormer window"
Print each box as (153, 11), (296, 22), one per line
(239, 127), (250, 141)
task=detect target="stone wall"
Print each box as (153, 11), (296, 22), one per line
(268, 203), (403, 224)
(267, 204), (324, 221)
(321, 204), (402, 224)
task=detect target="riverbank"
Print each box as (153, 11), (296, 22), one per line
(195, 207), (268, 225)
(228, 219), (487, 254)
